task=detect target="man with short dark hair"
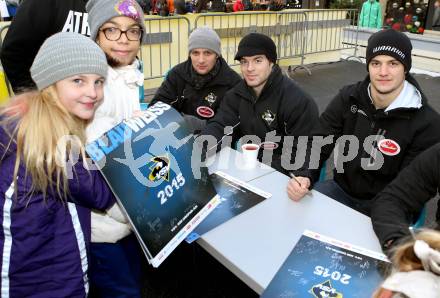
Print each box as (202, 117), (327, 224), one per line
(201, 32), (319, 174)
(288, 29), (440, 216)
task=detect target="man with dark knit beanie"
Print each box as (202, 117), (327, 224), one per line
(288, 29), (440, 217)
(151, 26), (241, 133)
(201, 32), (319, 175)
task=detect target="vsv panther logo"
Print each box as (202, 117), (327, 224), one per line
(148, 156), (170, 182)
(309, 280), (343, 298)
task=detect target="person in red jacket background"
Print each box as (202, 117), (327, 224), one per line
(233, 0), (244, 12)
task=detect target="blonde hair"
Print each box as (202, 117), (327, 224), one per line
(372, 229), (440, 298)
(391, 229), (440, 272)
(1, 86), (89, 200)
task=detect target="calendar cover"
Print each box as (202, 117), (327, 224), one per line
(86, 102), (219, 267)
(261, 230), (390, 297)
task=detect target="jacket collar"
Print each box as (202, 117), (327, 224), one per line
(178, 56), (232, 86)
(352, 73), (427, 113)
(108, 59), (143, 88)
(367, 80), (422, 112)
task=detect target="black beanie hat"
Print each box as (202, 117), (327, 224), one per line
(366, 29), (412, 72)
(234, 33), (277, 63)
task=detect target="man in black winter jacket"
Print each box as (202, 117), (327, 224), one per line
(151, 26), (241, 132)
(0, 0), (90, 93)
(200, 33), (319, 174)
(288, 29), (440, 216)
(371, 143), (440, 252)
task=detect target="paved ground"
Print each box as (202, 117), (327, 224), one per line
(288, 60), (440, 114)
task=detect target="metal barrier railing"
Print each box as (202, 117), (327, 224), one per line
(0, 10), (361, 97)
(140, 16), (191, 80)
(0, 17), (191, 95)
(303, 9), (359, 56)
(194, 11), (308, 66)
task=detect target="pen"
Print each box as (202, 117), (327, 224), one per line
(289, 173), (303, 187)
(289, 173), (312, 196)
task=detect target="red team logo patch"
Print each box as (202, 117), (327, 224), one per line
(196, 106), (214, 118)
(378, 139), (401, 156)
(260, 142), (279, 150)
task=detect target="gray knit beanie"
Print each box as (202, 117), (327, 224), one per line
(188, 27), (222, 56)
(30, 32), (108, 90)
(86, 0), (146, 43)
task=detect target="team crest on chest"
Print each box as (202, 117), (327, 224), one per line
(350, 105), (357, 114)
(196, 93), (217, 118)
(204, 92), (217, 106)
(262, 110), (276, 126)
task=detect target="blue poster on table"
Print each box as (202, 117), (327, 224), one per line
(185, 171), (271, 243)
(85, 102), (220, 267)
(261, 230), (390, 298)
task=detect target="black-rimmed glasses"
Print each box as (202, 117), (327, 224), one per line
(99, 27), (143, 41)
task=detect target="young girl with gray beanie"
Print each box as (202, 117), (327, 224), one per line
(0, 32), (121, 297)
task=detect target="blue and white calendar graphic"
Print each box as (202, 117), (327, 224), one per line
(261, 230), (390, 298)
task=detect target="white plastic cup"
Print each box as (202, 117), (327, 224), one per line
(241, 143), (260, 169)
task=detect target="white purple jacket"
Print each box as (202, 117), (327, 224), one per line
(0, 123), (115, 297)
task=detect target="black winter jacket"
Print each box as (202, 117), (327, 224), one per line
(293, 74), (440, 200)
(0, 0), (89, 93)
(151, 57), (241, 120)
(371, 142), (440, 249)
(201, 64), (319, 174)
